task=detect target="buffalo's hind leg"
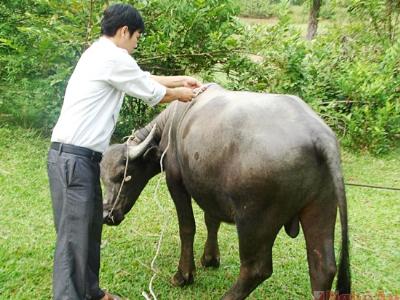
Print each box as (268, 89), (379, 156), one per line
(221, 212), (280, 300)
(300, 195), (337, 299)
(201, 212), (221, 268)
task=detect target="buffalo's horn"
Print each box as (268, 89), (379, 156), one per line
(127, 124), (157, 160)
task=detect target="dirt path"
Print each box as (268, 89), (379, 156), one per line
(238, 16), (278, 25)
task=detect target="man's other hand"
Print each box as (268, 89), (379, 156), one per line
(160, 87), (196, 103)
(175, 87), (197, 102)
(181, 76), (202, 89)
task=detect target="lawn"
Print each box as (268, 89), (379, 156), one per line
(0, 126), (399, 299)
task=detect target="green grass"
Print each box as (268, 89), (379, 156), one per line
(0, 126), (399, 299)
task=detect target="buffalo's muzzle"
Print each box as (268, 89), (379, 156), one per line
(103, 210), (124, 226)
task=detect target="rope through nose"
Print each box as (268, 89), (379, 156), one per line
(107, 138), (131, 220)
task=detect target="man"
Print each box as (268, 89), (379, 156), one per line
(47, 3), (201, 300)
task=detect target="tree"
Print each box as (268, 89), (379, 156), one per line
(306, 0), (322, 40)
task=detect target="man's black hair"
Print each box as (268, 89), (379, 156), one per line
(101, 3), (144, 37)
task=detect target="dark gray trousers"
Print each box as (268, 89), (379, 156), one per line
(47, 148), (105, 300)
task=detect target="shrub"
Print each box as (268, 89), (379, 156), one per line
(0, 0), (242, 138)
(204, 11), (399, 155)
(115, 0), (242, 138)
(1, 0), (398, 154)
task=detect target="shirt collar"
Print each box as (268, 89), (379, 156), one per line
(98, 36), (128, 54)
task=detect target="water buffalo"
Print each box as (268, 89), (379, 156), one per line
(101, 84), (350, 299)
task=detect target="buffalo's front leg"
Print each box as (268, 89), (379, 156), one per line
(166, 173), (196, 287)
(201, 212), (221, 268)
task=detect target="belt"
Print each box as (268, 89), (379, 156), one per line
(51, 142), (102, 163)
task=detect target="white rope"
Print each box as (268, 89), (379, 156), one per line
(142, 103), (177, 300)
(141, 291), (153, 300)
(108, 142), (130, 222)
(141, 85), (212, 299)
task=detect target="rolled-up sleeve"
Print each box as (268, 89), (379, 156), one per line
(107, 54), (166, 106)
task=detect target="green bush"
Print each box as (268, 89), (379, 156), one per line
(300, 21), (400, 154)
(319, 0), (337, 19)
(204, 10), (399, 155)
(0, 0), (241, 138)
(115, 0), (242, 138)
(0, 0), (97, 132)
(1, 0), (399, 154)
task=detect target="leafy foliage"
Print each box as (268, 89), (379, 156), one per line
(300, 26), (400, 154)
(204, 2), (399, 154)
(348, 0), (400, 43)
(0, 0), (101, 132)
(0, 0), (241, 137)
(0, 0), (399, 154)
(115, 0), (242, 137)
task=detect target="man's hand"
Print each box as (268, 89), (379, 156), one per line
(152, 75), (202, 104)
(175, 87), (197, 102)
(181, 76), (201, 89)
(160, 87), (196, 103)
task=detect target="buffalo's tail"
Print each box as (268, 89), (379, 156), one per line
(324, 138), (351, 295)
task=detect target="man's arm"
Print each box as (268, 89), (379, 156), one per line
(108, 51), (202, 106)
(151, 75), (201, 89)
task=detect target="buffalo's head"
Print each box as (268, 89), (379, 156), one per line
(101, 126), (161, 225)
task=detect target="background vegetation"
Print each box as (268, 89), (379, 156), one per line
(0, 0), (399, 154)
(1, 1), (399, 299)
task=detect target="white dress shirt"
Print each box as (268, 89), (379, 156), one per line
(51, 37), (166, 153)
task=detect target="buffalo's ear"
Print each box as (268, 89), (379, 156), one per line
(143, 146), (162, 162)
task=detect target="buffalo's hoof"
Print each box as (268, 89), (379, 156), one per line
(171, 269), (194, 287)
(201, 254), (220, 268)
